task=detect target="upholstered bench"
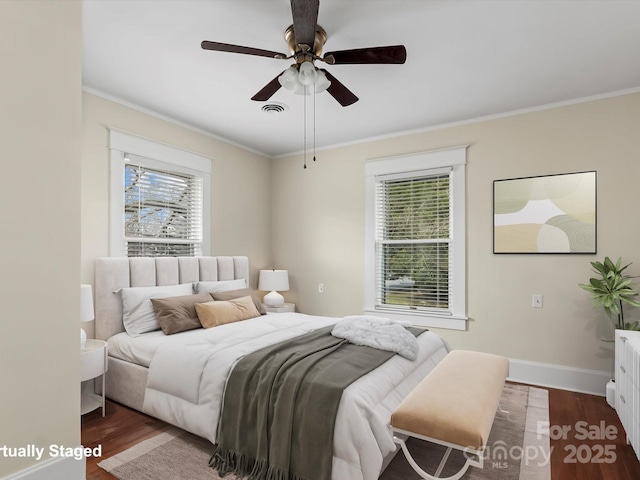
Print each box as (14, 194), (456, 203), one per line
(391, 350), (509, 480)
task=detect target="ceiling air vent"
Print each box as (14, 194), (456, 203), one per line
(261, 103), (288, 114)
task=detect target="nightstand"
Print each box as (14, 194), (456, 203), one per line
(263, 303), (296, 314)
(81, 339), (108, 416)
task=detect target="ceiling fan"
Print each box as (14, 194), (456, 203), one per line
(201, 0), (406, 107)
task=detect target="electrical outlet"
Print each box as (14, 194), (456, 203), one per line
(318, 283), (324, 294)
(532, 294), (543, 308)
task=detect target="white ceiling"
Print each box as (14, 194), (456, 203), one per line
(82, 1), (640, 158)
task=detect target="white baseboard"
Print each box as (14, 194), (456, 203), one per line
(1, 454), (85, 480)
(508, 358), (612, 396)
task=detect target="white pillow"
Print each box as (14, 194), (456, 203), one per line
(194, 278), (247, 294)
(120, 284), (194, 336)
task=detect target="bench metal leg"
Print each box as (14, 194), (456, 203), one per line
(393, 435), (480, 480)
(434, 447), (452, 477)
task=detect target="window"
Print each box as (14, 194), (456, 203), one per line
(123, 156), (203, 256)
(109, 129), (211, 257)
(365, 147), (467, 330)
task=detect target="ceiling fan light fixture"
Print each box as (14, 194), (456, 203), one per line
(297, 61), (317, 86)
(278, 66), (300, 91)
(278, 62), (329, 96)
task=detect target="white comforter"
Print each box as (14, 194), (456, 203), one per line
(142, 312), (449, 480)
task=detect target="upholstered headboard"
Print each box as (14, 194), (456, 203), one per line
(94, 256), (250, 341)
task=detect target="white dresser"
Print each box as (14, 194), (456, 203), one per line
(615, 329), (640, 460)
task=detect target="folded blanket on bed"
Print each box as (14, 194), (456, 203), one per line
(210, 326), (420, 480)
(331, 315), (420, 360)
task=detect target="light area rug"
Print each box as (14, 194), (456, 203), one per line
(98, 384), (549, 480)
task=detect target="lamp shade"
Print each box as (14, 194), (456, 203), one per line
(278, 66), (299, 91)
(258, 270), (289, 292)
(80, 284), (94, 322)
(314, 70), (331, 93)
(298, 61), (317, 86)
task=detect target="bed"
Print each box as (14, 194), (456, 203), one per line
(94, 256), (449, 480)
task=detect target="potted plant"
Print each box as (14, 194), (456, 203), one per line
(579, 257), (640, 407)
(578, 256), (640, 332)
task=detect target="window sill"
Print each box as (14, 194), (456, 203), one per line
(363, 308), (467, 331)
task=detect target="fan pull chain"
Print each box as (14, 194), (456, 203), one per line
(313, 87), (316, 163)
(303, 86), (307, 169)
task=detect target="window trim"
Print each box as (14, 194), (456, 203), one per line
(109, 129), (211, 257)
(364, 146), (467, 330)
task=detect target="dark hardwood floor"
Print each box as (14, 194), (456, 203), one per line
(82, 385), (640, 480)
(547, 387), (640, 480)
(82, 401), (173, 480)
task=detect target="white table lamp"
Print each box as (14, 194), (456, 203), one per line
(80, 284), (95, 350)
(259, 270), (289, 307)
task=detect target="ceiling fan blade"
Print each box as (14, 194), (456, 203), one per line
(251, 72), (284, 102)
(290, 0), (319, 48)
(324, 45), (407, 65)
(201, 41), (286, 59)
(319, 69), (359, 107)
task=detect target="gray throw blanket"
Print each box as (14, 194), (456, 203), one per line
(331, 315), (420, 360)
(210, 325), (423, 480)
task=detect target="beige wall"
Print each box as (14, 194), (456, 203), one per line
(0, 1), (82, 477)
(271, 93), (640, 374)
(81, 93), (273, 292)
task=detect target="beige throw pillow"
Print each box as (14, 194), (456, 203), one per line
(211, 287), (266, 315)
(150, 293), (213, 335)
(195, 295), (261, 328)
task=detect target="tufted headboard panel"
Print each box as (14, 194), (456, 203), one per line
(94, 256), (250, 341)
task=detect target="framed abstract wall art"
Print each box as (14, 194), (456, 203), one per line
(493, 171), (596, 254)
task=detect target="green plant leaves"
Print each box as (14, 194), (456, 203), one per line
(579, 256), (640, 331)
(625, 321), (640, 331)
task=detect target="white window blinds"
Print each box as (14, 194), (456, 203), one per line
(375, 169), (453, 314)
(124, 155), (203, 257)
